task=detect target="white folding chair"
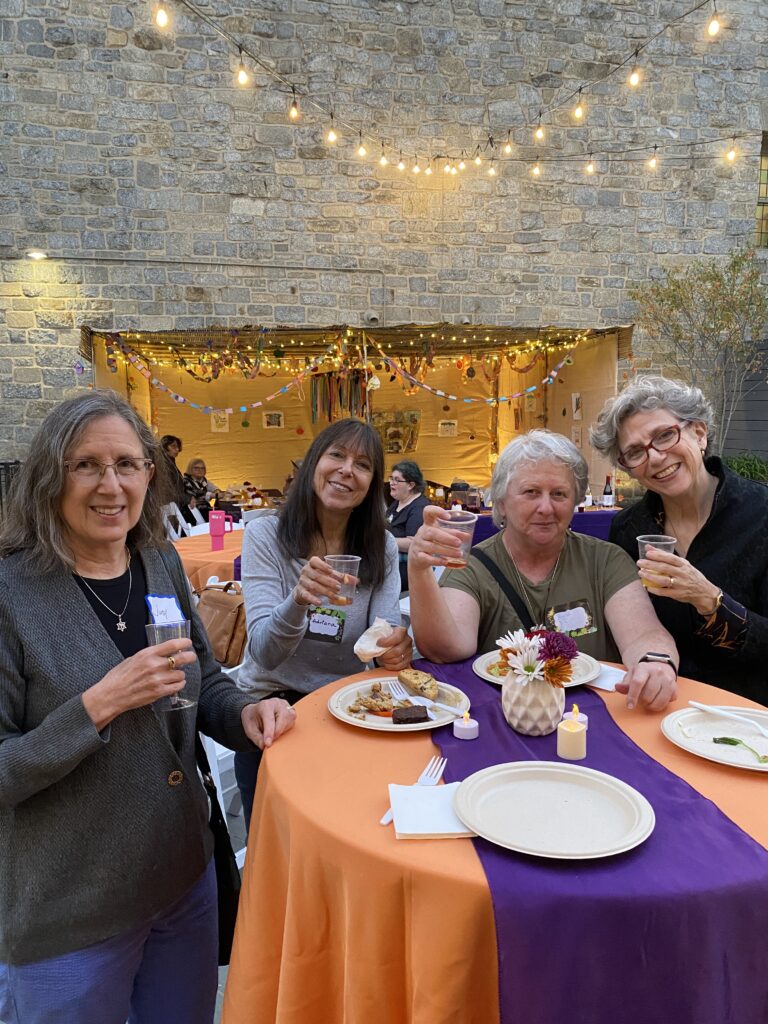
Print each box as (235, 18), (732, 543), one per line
(161, 502), (191, 540)
(187, 522), (210, 536)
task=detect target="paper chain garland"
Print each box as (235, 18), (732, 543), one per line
(376, 346), (574, 404)
(107, 334), (331, 415)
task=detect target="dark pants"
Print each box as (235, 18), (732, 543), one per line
(234, 690), (305, 834)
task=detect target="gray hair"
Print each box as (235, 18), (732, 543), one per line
(0, 390), (171, 573)
(489, 429), (588, 526)
(589, 376), (716, 465)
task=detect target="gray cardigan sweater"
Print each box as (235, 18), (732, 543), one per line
(0, 546), (256, 965)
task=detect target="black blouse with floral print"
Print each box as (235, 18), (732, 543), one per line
(610, 457), (768, 706)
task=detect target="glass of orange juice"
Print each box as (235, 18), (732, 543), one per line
(440, 509), (478, 568)
(637, 535), (677, 588)
(324, 555), (361, 605)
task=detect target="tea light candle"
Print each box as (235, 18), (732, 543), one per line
(557, 717), (587, 760)
(563, 702), (589, 731)
(453, 710), (479, 740)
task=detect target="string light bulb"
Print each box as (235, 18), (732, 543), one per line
(573, 88), (584, 120)
(236, 49), (249, 86)
(443, 160), (452, 173)
(379, 145), (388, 166)
(458, 152), (466, 171)
(707, 1), (720, 36)
(585, 153), (595, 174)
(326, 114), (337, 144)
(450, 165), (458, 175)
(647, 144), (659, 170)
(504, 131), (513, 155)
(534, 111), (544, 141)
(473, 146), (482, 167)
(289, 87), (299, 120)
(397, 151), (406, 171)
(726, 138), (736, 162)
(412, 156), (421, 174)
(424, 159), (432, 176)
(357, 132), (367, 158)
(154, 4), (169, 28)
(531, 155), (541, 176)
(487, 159), (497, 177)
(628, 51), (641, 87)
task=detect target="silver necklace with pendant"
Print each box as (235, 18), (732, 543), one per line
(508, 548), (562, 626)
(74, 549), (133, 632)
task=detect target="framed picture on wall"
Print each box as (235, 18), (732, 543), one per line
(571, 393), (583, 421)
(571, 425), (582, 448)
(210, 411), (229, 433)
(438, 419), (458, 438)
(263, 411), (285, 429)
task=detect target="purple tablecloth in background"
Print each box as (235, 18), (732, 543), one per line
(473, 509), (619, 545)
(418, 657), (768, 1024)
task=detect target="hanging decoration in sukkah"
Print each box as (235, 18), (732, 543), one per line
(107, 334), (332, 416)
(374, 344), (576, 406)
(370, 411), (422, 454)
(310, 370), (368, 424)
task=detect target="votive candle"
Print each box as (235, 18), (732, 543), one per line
(453, 710), (479, 740)
(557, 718), (587, 760)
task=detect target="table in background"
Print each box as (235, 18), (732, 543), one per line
(223, 672), (767, 1024)
(173, 531), (243, 590)
(473, 508), (619, 545)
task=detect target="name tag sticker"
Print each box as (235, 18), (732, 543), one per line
(146, 594), (185, 624)
(306, 606), (346, 644)
(548, 599), (597, 637)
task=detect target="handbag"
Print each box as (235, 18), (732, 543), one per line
(195, 734), (242, 967)
(194, 581), (247, 668)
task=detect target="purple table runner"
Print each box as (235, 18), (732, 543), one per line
(417, 658), (768, 1024)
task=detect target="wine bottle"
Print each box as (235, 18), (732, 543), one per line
(602, 474), (614, 507)
(584, 485), (593, 508)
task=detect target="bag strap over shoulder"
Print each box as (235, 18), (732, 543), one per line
(470, 546), (535, 632)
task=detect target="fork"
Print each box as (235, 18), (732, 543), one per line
(388, 678), (464, 718)
(379, 754), (447, 826)
(688, 700), (768, 739)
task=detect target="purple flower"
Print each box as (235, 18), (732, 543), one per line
(539, 631), (578, 663)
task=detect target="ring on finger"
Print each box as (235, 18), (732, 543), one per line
(167, 655), (176, 671)
(668, 576), (675, 587)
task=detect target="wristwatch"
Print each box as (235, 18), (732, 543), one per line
(638, 652), (678, 678)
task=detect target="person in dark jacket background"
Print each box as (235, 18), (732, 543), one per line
(385, 460), (430, 592)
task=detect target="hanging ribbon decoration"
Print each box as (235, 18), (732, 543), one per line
(375, 343), (574, 406)
(107, 334), (332, 416)
(310, 370), (368, 423)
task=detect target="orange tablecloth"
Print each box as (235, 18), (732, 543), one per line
(172, 532), (243, 590)
(222, 674), (767, 1024)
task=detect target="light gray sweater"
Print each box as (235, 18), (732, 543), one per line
(236, 516), (402, 700)
(0, 546), (256, 965)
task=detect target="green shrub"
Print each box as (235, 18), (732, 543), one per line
(724, 451), (768, 482)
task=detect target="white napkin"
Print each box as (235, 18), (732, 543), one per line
(388, 782), (476, 840)
(353, 617), (394, 662)
(590, 664), (627, 692)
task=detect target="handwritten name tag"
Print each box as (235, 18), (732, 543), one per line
(146, 594), (185, 624)
(306, 607), (346, 644)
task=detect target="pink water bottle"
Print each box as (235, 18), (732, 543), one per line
(209, 509), (233, 551)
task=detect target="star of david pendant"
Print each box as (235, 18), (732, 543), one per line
(117, 617), (127, 632)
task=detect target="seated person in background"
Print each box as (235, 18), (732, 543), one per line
(160, 434), (194, 524)
(183, 458), (218, 522)
(591, 375), (768, 705)
(386, 460), (431, 592)
(234, 418), (413, 829)
(408, 429), (679, 711)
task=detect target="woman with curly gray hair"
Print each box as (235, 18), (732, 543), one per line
(408, 429), (679, 710)
(591, 375), (768, 704)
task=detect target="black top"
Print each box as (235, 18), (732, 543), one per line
(72, 555), (149, 659)
(386, 493), (430, 540)
(609, 457), (768, 705)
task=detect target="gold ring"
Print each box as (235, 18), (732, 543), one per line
(167, 655), (176, 671)
(669, 577), (675, 587)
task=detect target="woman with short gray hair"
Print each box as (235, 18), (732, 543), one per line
(0, 390), (295, 1024)
(591, 375), (768, 703)
(408, 429), (679, 710)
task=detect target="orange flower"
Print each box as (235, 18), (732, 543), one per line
(542, 656), (572, 688)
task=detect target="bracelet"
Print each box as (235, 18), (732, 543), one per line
(703, 589), (724, 617)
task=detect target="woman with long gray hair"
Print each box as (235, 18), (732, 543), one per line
(0, 390), (295, 1024)
(591, 375), (768, 704)
(408, 429), (679, 710)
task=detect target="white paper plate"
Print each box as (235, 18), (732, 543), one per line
(453, 761), (655, 859)
(661, 707), (768, 772)
(472, 650), (600, 688)
(328, 677), (470, 732)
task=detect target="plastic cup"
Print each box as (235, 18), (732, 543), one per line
(324, 555), (361, 606)
(440, 509), (478, 568)
(145, 620), (196, 711)
(637, 535), (677, 590)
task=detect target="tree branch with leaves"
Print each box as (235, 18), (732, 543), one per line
(629, 249), (768, 454)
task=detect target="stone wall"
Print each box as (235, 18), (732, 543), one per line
(1, 0), (766, 457)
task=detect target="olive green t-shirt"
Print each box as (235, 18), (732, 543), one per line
(439, 529), (639, 661)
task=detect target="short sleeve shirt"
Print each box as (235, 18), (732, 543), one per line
(439, 529), (639, 661)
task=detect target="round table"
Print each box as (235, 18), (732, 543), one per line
(222, 671), (767, 1024)
(173, 531), (243, 590)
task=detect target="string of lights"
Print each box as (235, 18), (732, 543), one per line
(148, 0), (746, 180)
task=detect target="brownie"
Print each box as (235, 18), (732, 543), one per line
(392, 705), (429, 725)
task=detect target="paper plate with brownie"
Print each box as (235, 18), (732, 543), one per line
(328, 669), (470, 732)
(472, 629), (600, 688)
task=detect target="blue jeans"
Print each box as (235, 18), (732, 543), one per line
(0, 859), (218, 1024)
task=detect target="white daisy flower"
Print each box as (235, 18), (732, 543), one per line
(506, 638), (545, 684)
(497, 628), (529, 651)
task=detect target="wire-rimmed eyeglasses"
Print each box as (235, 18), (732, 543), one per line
(64, 458), (154, 481)
(617, 424), (683, 469)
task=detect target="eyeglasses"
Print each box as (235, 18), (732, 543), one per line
(618, 424), (683, 469)
(64, 458), (154, 481)
(389, 476), (407, 484)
